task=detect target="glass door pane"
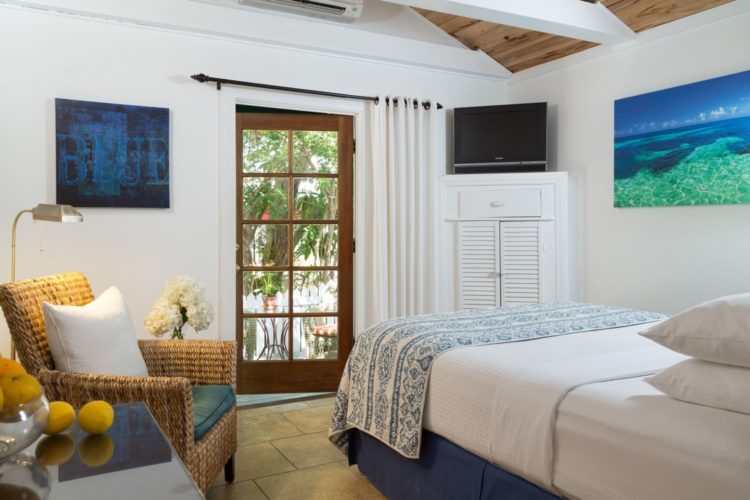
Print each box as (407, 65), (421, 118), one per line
(293, 317), (338, 360)
(293, 131), (338, 173)
(242, 130), (289, 173)
(237, 112), (352, 393)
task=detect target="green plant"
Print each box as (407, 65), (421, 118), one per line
(242, 129), (339, 292)
(253, 272), (281, 297)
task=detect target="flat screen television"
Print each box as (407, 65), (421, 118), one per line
(453, 102), (547, 174)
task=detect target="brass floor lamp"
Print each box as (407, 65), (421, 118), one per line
(9, 203), (83, 359)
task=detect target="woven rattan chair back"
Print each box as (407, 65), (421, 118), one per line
(0, 272), (94, 374)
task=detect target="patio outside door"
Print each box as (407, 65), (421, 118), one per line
(236, 112), (353, 393)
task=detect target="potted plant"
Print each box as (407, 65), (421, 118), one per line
(254, 273), (281, 310)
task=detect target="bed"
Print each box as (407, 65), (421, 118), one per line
(329, 303), (750, 499)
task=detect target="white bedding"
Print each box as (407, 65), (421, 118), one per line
(422, 322), (750, 498)
(555, 377), (750, 500)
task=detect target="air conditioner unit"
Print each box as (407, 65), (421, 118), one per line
(238, 0), (363, 22)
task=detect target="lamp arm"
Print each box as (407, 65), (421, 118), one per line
(11, 209), (33, 283)
(9, 209), (33, 360)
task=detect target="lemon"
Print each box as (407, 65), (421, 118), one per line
(79, 434), (114, 467)
(0, 484), (41, 499)
(0, 373), (42, 408)
(0, 358), (26, 376)
(78, 400), (114, 434)
(44, 401), (75, 435)
(35, 434), (76, 466)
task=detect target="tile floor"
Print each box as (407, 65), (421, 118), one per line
(207, 396), (386, 500)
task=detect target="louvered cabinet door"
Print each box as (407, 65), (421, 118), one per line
(500, 221), (541, 305)
(458, 221), (500, 309)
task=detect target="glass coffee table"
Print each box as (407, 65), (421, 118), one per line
(0, 402), (203, 499)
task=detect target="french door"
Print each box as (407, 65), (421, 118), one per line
(236, 112), (353, 393)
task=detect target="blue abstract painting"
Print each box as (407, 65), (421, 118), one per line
(56, 98), (170, 208)
(614, 69), (750, 207)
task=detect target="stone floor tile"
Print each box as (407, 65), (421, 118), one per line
(255, 463), (385, 500)
(239, 402), (311, 418)
(347, 463), (367, 479)
(281, 406), (332, 434)
(235, 441), (296, 480)
(271, 431), (344, 469)
(207, 479), (267, 500)
(237, 413), (303, 445)
(303, 396), (336, 409)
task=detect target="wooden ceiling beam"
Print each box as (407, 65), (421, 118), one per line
(386, 0), (635, 44)
(602, 0), (734, 33)
(412, 0), (739, 73)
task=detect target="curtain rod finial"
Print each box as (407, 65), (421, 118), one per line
(191, 73), (209, 82)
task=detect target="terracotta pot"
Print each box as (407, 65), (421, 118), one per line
(262, 296), (278, 311)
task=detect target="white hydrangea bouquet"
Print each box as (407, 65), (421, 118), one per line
(144, 276), (214, 339)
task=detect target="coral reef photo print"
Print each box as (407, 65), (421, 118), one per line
(56, 98), (170, 208)
(614, 69), (750, 207)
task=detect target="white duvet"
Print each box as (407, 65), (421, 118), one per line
(422, 322), (750, 499)
(555, 377), (750, 500)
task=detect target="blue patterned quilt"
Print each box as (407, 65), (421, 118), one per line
(328, 302), (666, 458)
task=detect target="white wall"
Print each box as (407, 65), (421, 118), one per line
(0, 3), (507, 356)
(508, 12), (750, 314)
(195, 0), (466, 47)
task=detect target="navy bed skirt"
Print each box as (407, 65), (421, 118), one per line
(349, 429), (560, 500)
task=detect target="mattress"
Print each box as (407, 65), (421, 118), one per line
(422, 322), (750, 499)
(554, 377), (750, 500)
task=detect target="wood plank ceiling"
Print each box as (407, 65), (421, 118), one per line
(415, 0), (733, 73)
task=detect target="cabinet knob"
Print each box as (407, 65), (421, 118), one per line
(489, 201), (505, 208)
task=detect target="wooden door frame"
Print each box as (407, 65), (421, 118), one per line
(218, 90), (367, 366)
(235, 112), (354, 393)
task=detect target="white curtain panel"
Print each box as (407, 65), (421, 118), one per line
(364, 97), (440, 329)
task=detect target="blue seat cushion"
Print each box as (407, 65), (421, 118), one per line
(192, 385), (235, 441)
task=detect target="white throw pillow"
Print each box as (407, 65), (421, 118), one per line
(645, 358), (750, 415)
(639, 293), (750, 367)
(43, 286), (149, 376)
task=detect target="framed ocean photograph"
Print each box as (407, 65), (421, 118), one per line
(614, 70), (750, 208)
(56, 98), (170, 208)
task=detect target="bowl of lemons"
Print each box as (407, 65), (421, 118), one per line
(0, 358), (50, 461)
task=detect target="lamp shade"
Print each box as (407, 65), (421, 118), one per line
(31, 204), (84, 223)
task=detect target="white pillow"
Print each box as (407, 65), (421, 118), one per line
(43, 286), (148, 376)
(639, 293), (750, 367)
(645, 358), (750, 415)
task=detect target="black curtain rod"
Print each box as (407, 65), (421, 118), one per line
(190, 73), (443, 110)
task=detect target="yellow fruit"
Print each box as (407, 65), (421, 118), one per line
(0, 484), (41, 498)
(44, 401), (75, 435)
(78, 400), (114, 434)
(0, 373), (42, 408)
(35, 434), (76, 466)
(78, 434), (114, 467)
(0, 358), (26, 377)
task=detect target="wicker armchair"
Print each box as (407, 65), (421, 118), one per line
(0, 272), (237, 493)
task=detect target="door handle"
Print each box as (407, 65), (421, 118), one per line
(489, 201), (505, 208)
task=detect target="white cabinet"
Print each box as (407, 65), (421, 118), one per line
(458, 221), (500, 309)
(458, 188), (542, 218)
(442, 173), (567, 310)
